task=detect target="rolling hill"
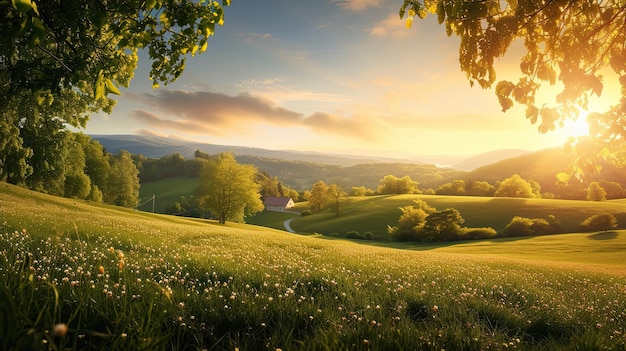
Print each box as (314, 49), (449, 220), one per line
(92, 134), (530, 170)
(2, 183), (626, 349)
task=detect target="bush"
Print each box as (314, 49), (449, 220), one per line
(529, 218), (551, 235)
(503, 216), (559, 237)
(363, 231), (374, 240)
(459, 227), (498, 240)
(300, 209), (311, 216)
(581, 213), (618, 232)
(345, 231), (362, 239)
(503, 217), (537, 237)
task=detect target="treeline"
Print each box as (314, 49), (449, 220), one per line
(465, 148), (626, 199)
(1, 131), (140, 207)
(150, 151), (300, 216)
(136, 152), (462, 190)
(137, 149), (626, 201)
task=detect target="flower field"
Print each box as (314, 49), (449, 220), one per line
(1, 184), (625, 350)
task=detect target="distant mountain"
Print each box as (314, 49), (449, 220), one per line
(91, 134), (424, 167)
(452, 149), (531, 171)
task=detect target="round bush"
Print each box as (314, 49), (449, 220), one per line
(345, 231), (362, 239)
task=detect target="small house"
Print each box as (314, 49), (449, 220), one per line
(263, 196), (295, 212)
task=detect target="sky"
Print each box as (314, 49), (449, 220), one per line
(84, 0), (617, 159)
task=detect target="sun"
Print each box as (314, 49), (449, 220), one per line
(561, 111), (590, 138)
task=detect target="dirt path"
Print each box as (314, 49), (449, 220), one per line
(284, 217), (296, 232)
(283, 211), (299, 233)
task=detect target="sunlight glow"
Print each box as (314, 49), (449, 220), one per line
(562, 112), (590, 138)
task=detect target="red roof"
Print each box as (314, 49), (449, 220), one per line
(263, 197), (292, 206)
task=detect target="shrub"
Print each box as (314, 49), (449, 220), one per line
(345, 231), (362, 239)
(503, 217), (537, 237)
(363, 231), (374, 240)
(388, 206), (428, 242)
(300, 209), (311, 216)
(581, 213), (618, 232)
(503, 216), (559, 237)
(529, 218), (551, 235)
(459, 227), (498, 240)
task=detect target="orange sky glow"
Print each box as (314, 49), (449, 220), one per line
(83, 0), (621, 159)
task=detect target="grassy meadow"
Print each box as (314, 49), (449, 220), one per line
(283, 194), (626, 238)
(138, 177), (200, 213)
(2, 183), (626, 350)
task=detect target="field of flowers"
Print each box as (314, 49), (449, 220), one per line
(1, 184), (626, 350)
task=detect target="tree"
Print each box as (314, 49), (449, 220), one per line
(105, 151), (140, 208)
(308, 181), (331, 212)
(377, 175), (419, 194)
(422, 208), (465, 241)
(581, 213), (618, 232)
(62, 134), (91, 199)
(400, 0), (626, 168)
(436, 180), (465, 195)
(327, 183), (347, 217)
(599, 180), (624, 199)
(351, 186), (368, 196)
(388, 199), (436, 241)
(197, 152), (263, 224)
(1, 0), (230, 188)
(257, 172), (281, 198)
(587, 182), (608, 201)
(494, 174), (535, 198)
(466, 180), (494, 197)
(388, 206), (428, 242)
(76, 133), (111, 201)
(285, 189), (300, 202)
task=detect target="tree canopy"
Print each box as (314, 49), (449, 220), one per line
(197, 152), (263, 224)
(400, 0), (626, 168)
(1, 0), (229, 189)
(494, 174), (538, 198)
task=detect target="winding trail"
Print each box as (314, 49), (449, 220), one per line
(282, 211), (299, 233)
(284, 217), (296, 233)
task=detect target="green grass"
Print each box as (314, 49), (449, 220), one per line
(1, 183), (626, 350)
(138, 176), (200, 213)
(290, 194), (626, 237)
(246, 211), (299, 231)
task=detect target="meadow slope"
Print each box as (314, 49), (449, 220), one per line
(1, 183), (625, 350)
(286, 194), (626, 236)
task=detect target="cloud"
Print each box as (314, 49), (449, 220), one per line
(368, 13), (410, 38)
(331, 0), (380, 11)
(130, 110), (228, 136)
(132, 90), (303, 127)
(303, 112), (387, 140)
(234, 78), (284, 90)
(135, 129), (193, 141)
(129, 89), (380, 140)
(237, 32), (274, 43)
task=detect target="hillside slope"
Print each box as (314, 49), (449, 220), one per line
(285, 194), (626, 236)
(2, 183), (626, 349)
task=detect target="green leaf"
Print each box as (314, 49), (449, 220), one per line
(556, 172), (571, 184)
(105, 79), (121, 95)
(222, 0), (231, 5)
(525, 105), (539, 124)
(94, 70), (105, 99)
(11, 0), (33, 13)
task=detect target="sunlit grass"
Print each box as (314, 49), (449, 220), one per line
(138, 176), (200, 213)
(290, 194), (626, 236)
(1, 184), (626, 350)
